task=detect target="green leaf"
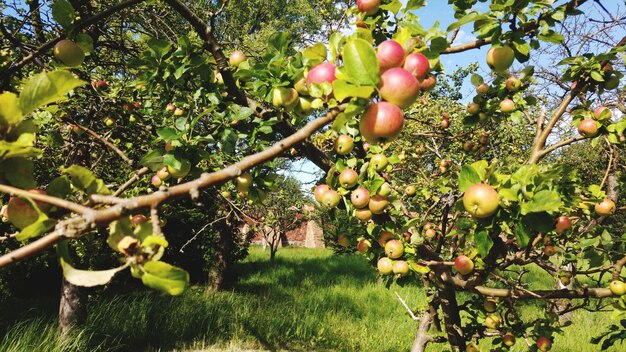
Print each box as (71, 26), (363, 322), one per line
(429, 37), (449, 54)
(16, 216), (55, 241)
(75, 33), (94, 54)
(0, 136), (40, 161)
(139, 150), (164, 171)
(520, 190), (562, 215)
(590, 71), (605, 82)
(47, 175), (72, 198)
(303, 42), (327, 62)
(514, 221), (531, 248)
(60, 165), (111, 195)
(474, 230), (493, 257)
(523, 212), (554, 233)
(341, 38), (380, 87)
(19, 71), (86, 115)
(51, 0), (75, 29)
(147, 38), (171, 60)
(60, 257), (127, 287)
(141, 261), (189, 296)
(471, 74), (484, 86)
(447, 12), (487, 31)
(157, 127), (179, 141)
(332, 80), (375, 102)
(458, 165), (481, 192)
(2, 157), (35, 189)
(107, 218), (134, 251)
(0, 92), (23, 126)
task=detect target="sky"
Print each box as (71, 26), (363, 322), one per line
(287, 0), (626, 191)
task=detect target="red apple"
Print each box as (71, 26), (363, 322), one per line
(385, 239), (404, 259)
(355, 208), (373, 221)
(377, 257), (393, 275)
(454, 255), (474, 275)
(555, 215), (572, 234)
(357, 0), (380, 15)
(151, 174), (163, 187)
(499, 98), (515, 113)
(166, 104), (176, 112)
(369, 195), (388, 214)
(441, 117), (450, 128)
(595, 198), (615, 216)
(335, 135), (354, 155)
(377, 231), (395, 247)
(404, 53), (430, 80)
(314, 184), (331, 203)
(392, 260), (410, 276)
(377, 40), (405, 71)
(536, 336), (552, 351)
(351, 187), (371, 208)
(486, 45), (515, 72)
(424, 228), (436, 239)
(6, 189), (49, 230)
(379, 68), (420, 109)
(321, 190), (341, 208)
(357, 239), (371, 254)
(339, 168), (359, 188)
(360, 102), (404, 143)
(577, 118), (598, 137)
(594, 106), (612, 120)
(502, 333), (516, 346)
(337, 235), (351, 247)
(463, 184), (499, 218)
(418, 74), (437, 91)
(543, 245), (556, 256)
(131, 214), (147, 226)
(306, 62), (336, 87)
(505, 76), (522, 91)
(229, 50), (246, 67)
(475, 83), (489, 95)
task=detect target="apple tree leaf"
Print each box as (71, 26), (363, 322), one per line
(19, 71), (86, 115)
(341, 38), (380, 87)
(459, 165), (481, 192)
(332, 79), (375, 102)
(0, 92), (23, 126)
(141, 261), (189, 296)
(520, 190), (562, 215)
(474, 230), (493, 257)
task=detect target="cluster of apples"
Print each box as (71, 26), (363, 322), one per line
(165, 103), (185, 117)
(577, 105), (612, 138)
(462, 132), (489, 154)
(150, 159), (191, 188)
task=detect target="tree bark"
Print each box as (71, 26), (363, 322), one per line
(205, 211), (236, 292)
(439, 289), (466, 351)
(58, 276), (86, 338)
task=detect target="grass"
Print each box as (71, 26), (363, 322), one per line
(0, 246), (623, 351)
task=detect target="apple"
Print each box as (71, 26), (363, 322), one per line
(6, 189), (49, 230)
(595, 198), (616, 216)
(272, 87), (299, 109)
(357, 239), (371, 254)
(294, 77), (309, 96)
(423, 222), (433, 231)
(377, 231), (395, 247)
(441, 117), (450, 129)
(463, 141), (474, 152)
(220, 190), (231, 198)
(236, 173), (253, 192)
(393, 260), (410, 276)
(475, 83), (489, 95)
(229, 50), (246, 67)
(129, 115), (136, 123)
(337, 235), (351, 247)
(93, 80), (108, 89)
(424, 228), (436, 239)
(296, 97), (313, 115)
(485, 314), (501, 329)
(483, 298), (497, 312)
(360, 102), (404, 143)
(306, 62), (336, 87)
(173, 108), (185, 116)
(577, 118), (598, 137)
(463, 183), (499, 218)
(543, 245), (556, 256)
(418, 75), (437, 91)
(151, 174), (162, 187)
(467, 103), (480, 115)
(379, 68), (420, 109)
(377, 257), (393, 275)
(479, 135), (489, 145)
(321, 190), (341, 208)
(555, 215), (572, 234)
(357, 0), (380, 15)
(377, 182), (391, 197)
(605, 74), (619, 90)
(478, 112), (488, 121)
(594, 106), (612, 120)
(355, 208), (373, 221)
(370, 153), (389, 172)
(131, 214), (147, 226)
(335, 135), (354, 155)
(350, 187), (370, 208)
(609, 280), (626, 295)
(167, 159), (191, 178)
(536, 336), (552, 351)
(339, 168), (359, 188)
(369, 195), (388, 214)
(164, 142), (175, 151)
(505, 76), (522, 91)
(314, 184), (331, 203)
(166, 104), (176, 112)
(405, 185), (416, 196)
(502, 333), (516, 346)
(486, 45), (515, 72)
(499, 98), (515, 113)
(377, 40), (405, 71)
(404, 52), (430, 80)
(156, 167), (170, 180)
(104, 117), (115, 126)
(454, 255), (474, 275)
(385, 239), (404, 259)
(122, 102), (135, 113)
(53, 39), (85, 67)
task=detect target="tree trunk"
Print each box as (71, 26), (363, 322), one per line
(439, 289), (466, 351)
(58, 276), (85, 338)
(205, 211), (236, 293)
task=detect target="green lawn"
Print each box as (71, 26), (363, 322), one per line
(0, 246), (623, 351)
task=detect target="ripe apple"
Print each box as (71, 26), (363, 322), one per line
(93, 80), (108, 89)
(404, 52), (430, 80)
(335, 135), (354, 155)
(424, 228), (436, 239)
(505, 76), (522, 91)
(499, 98), (515, 113)
(131, 214), (147, 226)
(306, 62), (336, 87)
(360, 102), (404, 143)
(339, 168), (359, 188)
(229, 50), (246, 67)
(454, 255), (474, 275)
(53, 39), (85, 67)
(369, 195), (388, 214)
(555, 215), (572, 234)
(609, 280), (626, 295)
(405, 185), (416, 196)
(272, 87), (299, 109)
(463, 183), (499, 218)
(484, 314), (501, 329)
(379, 68), (420, 109)
(479, 135), (489, 145)
(486, 45), (515, 72)
(594, 106), (612, 120)
(377, 231), (395, 247)
(475, 83), (489, 95)
(355, 208), (373, 221)
(357, 239), (371, 254)
(536, 336), (552, 351)
(577, 118), (598, 137)
(167, 159), (191, 178)
(418, 75), (437, 91)
(321, 190), (341, 208)
(6, 189), (48, 230)
(377, 182), (391, 197)
(164, 142), (175, 151)
(543, 245), (556, 256)
(104, 117), (115, 126)
(156, 167), (170, 180)
(166, 104), (176, 112)
(385, 239), (404, 259)
(314, 184), (331, 203)
(441, 117), (450, 128)
(463, 141), (474, 152)
(357, 0), (380, 15)
(595, 198), (616, 216)
(151, 174), (162, 187)
(351, 187), (370, 208)
(377, 257), (393, 275)
(467, 103), (480, 115)
(370, 153), (389, 172)
(393, 260), (410, 276)
(502, 333), (516, 346)
(173, 108), (185, 116)
(483, 298), (497, 312)
(236, 173), (253, 192)
(377, 40), (405, 71)
(423, 222), (433, 231)
(337, 235), (351, 247)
